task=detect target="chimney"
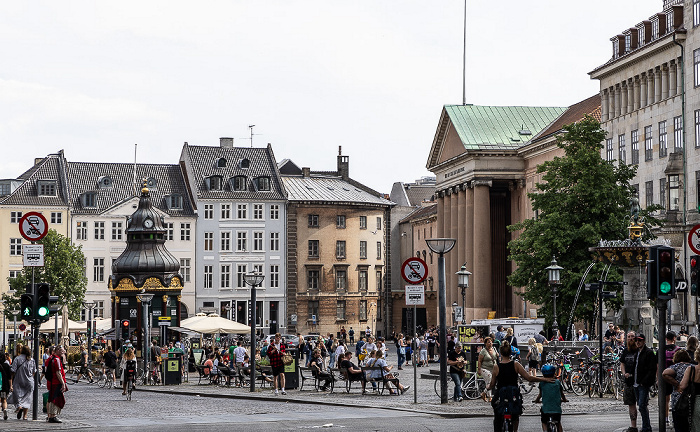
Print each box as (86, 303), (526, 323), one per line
(34, 158), (44, 166)
(628, 28), (638, 51)
(220, 137), (234, 148)
(302, 167), (311, 178)
(337, 146), (349, 180)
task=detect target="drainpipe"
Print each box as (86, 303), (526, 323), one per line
(673, 33), (688, 325)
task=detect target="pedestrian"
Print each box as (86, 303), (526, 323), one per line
(418, 337), (428, 367)
(526, 338), (539, 377)
(0, 352), (10, 420)
(46, 345), (68, 423)
(603, 323), (616, 350)
(447, 342), (468, 401)
(309, 349), (333, 391)
(266, 340), (286, 395)
(533, 364), (568, 432)
(664, 331), (681, 426)
(534, 330), (548, 346)
(427, 331), (436, 361)
(679, 345), (700, 431)
(103, 346), (118, 385)
(478, 336), (498, 402)
(494, 325), (506, 342)
(348, 327), (355, 344)
(340, 326), (347, 343)
(8, 345), (35, 420)
(365, 326), (371, 339)
(687, 336), (699, 363)
(396, 333), (406, 370)
(632, 334), (657, 432)
(662, 349), (692, 432)
(620, 330), (639, 432)
(504, 328), (519, 360)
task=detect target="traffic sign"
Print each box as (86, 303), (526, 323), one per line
(690, 225), (700, 255)
(18, 212), (48, 242)
(23, 244), (44, 267)
(405, 285), (425, 305)
(401, 257), (428, 284)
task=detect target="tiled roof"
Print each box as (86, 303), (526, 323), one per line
(405, 185), (435, 207)
(444, 105), (568, 151)
(0, 152), (70, 207)
(399, 203), (437, 224)
(67, 162), (195, 216)
(283, 175), (393, 207)
(181, 144), (285, 201)
(530, 95), (601, 143)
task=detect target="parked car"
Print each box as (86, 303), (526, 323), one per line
(265, 334), (299, 348)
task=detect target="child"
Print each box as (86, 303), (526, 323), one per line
(534, 364), (568, 432)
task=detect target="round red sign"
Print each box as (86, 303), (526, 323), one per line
(401, 257), (428, 285)
(18, 212), (49, 242)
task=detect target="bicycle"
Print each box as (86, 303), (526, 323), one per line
(433, 371), (486, 400)
(125, 374), (134, 401)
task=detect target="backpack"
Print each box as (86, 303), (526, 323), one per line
(666, 346), (680, 367)
(528, 346), (539, 361)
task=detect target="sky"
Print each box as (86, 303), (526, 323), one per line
(0, 0), (662, 193)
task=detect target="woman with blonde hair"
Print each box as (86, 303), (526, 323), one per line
(526, 338), (539, 377)
(121, 348), (136, 395)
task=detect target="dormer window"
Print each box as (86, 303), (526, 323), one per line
(37, 180), (57, 196)
(254, 176), (271, 191)
(146, 177), (157, 190)
(216, 158), (227, 168)
(166, 194), (183, 210)
(238, 158), (251, 169)
(232, 176), (247, 191)
(81, 192), (97, 208)
(206, 175), (223, 191)
(0, 182), (10, 196)
(97, 176), (113, 189)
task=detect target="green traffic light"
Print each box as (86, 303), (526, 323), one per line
(660, 281), (671, 294)
(37, 306), (49, 317)
(23, 308), (31, 317)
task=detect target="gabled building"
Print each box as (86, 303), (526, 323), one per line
(281, 149), (394, 337)
(180, 139), (287, 335)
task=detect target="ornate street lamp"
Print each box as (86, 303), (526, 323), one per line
(10, 309), (19, 352)
(243, 271), (265, 392)
(83, 301), (96, 372)
(546, 256), (564, 339)
(425, 238), (456, 404)
(456, 264), (471, 325)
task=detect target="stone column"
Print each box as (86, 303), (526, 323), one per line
(634, 77), (641, 110)
(614, 85), (621, 118)
(465, 185), (475, 323)
(677, 58), (683, 95)
(654, 67), (662, 103)
(661, 64), (669, 100)
(669, 62), (677, 98)
(472, 180), (492, 319)
(437, 194), (445, 238)
(627, 80), (634, 114)
(449, 188), (459, 307)
(647, 70), (655, 105)
(620, 83), (628, 116)
(601, 90), (608, 122)
(640, 75), (648, 107)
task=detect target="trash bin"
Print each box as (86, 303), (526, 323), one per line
(284, 348), (299, 390)
(163, 357), (182, 385)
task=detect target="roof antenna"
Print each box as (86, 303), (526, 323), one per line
(249, 125), (255, 147)
(133, 143), (138, 196)
(462, 0), (467, 105)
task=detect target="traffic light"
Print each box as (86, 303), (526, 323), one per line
(691, 255), (700, 296)
(36, 283), (51, 321)
(646, 258), (657, 300)
(20, 293), (33, 320)
(652, 245), (676, 300)
(121, 319), (130, 340)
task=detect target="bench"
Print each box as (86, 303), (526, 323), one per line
(299, 366), (315, 391)
(337, 367), (363, 393)
(217, 364), (238, 387)
(195, 364), (213, 385)
(361, 366), (393, 395)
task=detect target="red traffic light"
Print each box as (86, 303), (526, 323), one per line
(122, 321), (129, 327)
(693, 257), (698, 268)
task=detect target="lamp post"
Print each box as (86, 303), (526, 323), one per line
(137, 292), (154, 384)
(546, 256), (563, 340)
(456, 264), (471, 325)
(83, 301), (95, 372)
(243, 271), (264, 392)
(10, 309), (20, 352)
(425, 238), (456, 404)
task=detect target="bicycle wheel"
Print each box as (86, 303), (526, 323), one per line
(463, 376), (485, 400)
(519, 376), (534, 395)
(96, 371), (107, 388)
(569, 371), (587, 396)
(127, 379), (133, 401)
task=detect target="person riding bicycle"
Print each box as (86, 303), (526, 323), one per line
(534, 364), (568, 432)
(77, 345), (94, 383)
(122, 348), (137, 395)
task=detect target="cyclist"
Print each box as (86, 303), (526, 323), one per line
(77, 345), (94, 383)
(103, 346), (118, 386)
(122, 348), (137, 395)
(534, 364), (568, 432)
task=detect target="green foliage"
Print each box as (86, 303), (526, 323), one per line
(3, 229), (87, 320)
(507, 116), (661, 332)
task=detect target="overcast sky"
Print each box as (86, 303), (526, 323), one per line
(1, 0), (661, 193)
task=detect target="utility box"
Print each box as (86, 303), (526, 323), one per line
(163, 357), (182, 385)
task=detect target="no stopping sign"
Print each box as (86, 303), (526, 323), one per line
(401, 257), (428, 284)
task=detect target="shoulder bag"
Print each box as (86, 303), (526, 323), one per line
(676, 365), (695, 413)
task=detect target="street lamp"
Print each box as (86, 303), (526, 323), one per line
(243, 271), (265, 393)
(83, 301), (95, 372)
(546, 256), (563, 340)
(10, 309), (20, 352)
(456, 263), (471, 325)
(425, 237), (456, 404)
(137, 292), (154, 384)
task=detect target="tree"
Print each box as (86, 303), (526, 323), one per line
(507, 115), (660, 335)
(3, 229), (87, 320)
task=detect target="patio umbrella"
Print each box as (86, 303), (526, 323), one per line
(178, 313), (250, 334)
(40, 315), (83, 333)
(61, 304), (70, 346)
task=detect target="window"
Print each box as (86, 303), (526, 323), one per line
(376, 242), (382, 259)
(659, 120), (668, 158)
(695, 0), (700, 27)
(10, 211), (22, 223)
(336, 215), (346, 228)
(644, 126), (653, 161)
(237, 264), (248, 288)
(38, 181), (56, 196)
(220, 231), (231, 251)
(631, 130), (639, 165)
(51, 212), (62, 224)
(336, 300), (346, 320)
(696, 48), (700, 87)
(253, 204), (264, 220)
(376, 217), (382, 231)
(221, 264), (231, 289)
(270, 204), (280, 220)
(93, 300), (104, 318)
(308, 269), (320, 290)
(9, 270), (20, 279)
(336, 240), (346, 259)
(180, 223), (191, 241)
(94, 221), (105, 240)
(618, 134), (626, 163)
(308, 240), (319, 258)
(93, 258), (104, 282)
(204, 204), (213, 219)
(253, 264), (263, 278)
(165, 223), (174, 241)
(82, 192), (97, 208)
(359, 216), (367, 229)
(217, 157), (227, 168)
(111, 222), (122, 240)
(253, 232), (264, 251)
(237, 231), (247, 251)
(308, 214), (319, 227)
(669, 174), (680, 210)
(376, 271), (382, 291)
(660, 178), (667, 210)
(237, 204), (247, 219)
(645, 181), (654, 208)
(207, 176), (223, 191)
(76, 221), (87, 240)
(360, 241), (367, 259)
(254, 176), (271, 191)
(10, 238), (22, 256)
(233, 176), (247, 191)
(270, 265), (279, 288)
(204, 265), (213, 289)
(167, 194), (182, 210)
(221, 204), (231, 220)
(605, 138), (614, 161)
(696, 111), (700, 148)
(308, 301), (319, 321)
(180, 258), (191, 283)
(359, 300), (368, 321)
(270, 232), (280, 251)
(674, 116), (683, 151)
(0, 183), (10, 196)
(359, 269), (368, 291)
(336, 269), (347, 291)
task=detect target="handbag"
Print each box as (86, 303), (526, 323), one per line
(282, 353), (293, 366)
(677, 365), (695, 412)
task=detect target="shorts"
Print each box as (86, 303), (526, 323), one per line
(540, 411), (561, 424)
(528, 360), (539, 369)
(272, 365), (285, 377)
(623, 383), (636, 406)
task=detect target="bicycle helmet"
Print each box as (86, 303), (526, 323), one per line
(510, 346), (520, 357)
(541, 364), (556, 377)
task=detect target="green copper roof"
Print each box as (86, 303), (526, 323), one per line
(445, 105), (567, 150)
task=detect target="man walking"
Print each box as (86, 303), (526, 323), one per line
(633, 334), (657, 432)
(620, 331), (638, 432)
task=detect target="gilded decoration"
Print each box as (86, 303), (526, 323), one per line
(110, 276), (182, 292)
